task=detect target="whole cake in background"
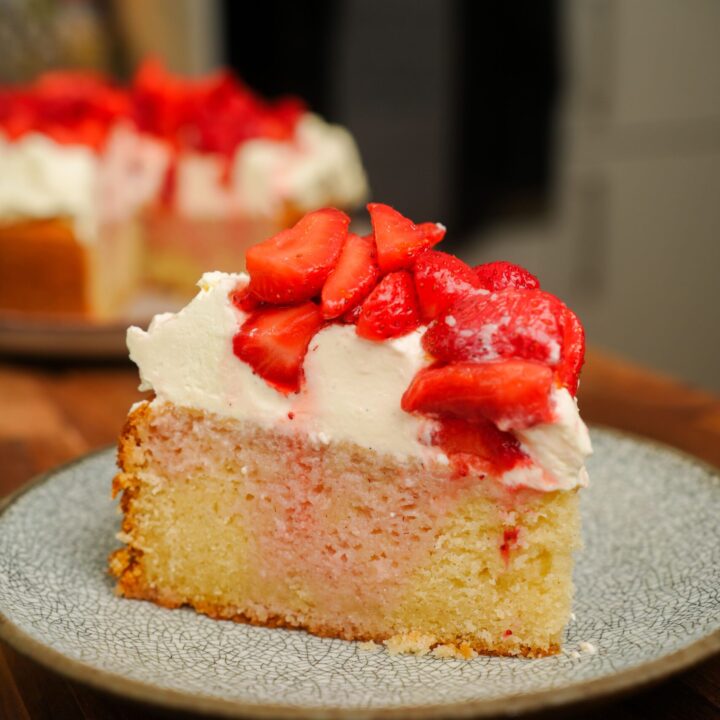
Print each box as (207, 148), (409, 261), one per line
(0, 72), (168, 319)
(0, 61), (367, 320)
(111, 203), (592, 659)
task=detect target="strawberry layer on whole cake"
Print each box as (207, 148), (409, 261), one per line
(111, 204), (592, 658)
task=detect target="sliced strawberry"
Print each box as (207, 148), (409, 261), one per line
(356, 271), (420, 341)
(417, 221), (447, 246)
(367, 203), (444, 272)
(474, 261), (540, 291)
(413, 250), (483, 321)
(321, 233), (379, 319)
(230, 284), (263, 313)
(246, 208), (349, 304)
(556, 307), (585, 395)
(341, 303), (363, 325)
(423, 289), (567, 368)
(401, 360), (554, 430)
(430, 417), (528, 474)
(232, 302), (323, 394)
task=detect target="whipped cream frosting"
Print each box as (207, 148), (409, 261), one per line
(175, 113), (368, 218)
(0, 125), (169, 243)
(128, 272), (592, 492)
(0, 133), (97, 239)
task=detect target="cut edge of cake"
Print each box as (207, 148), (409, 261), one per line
(110, 400), (580, 659)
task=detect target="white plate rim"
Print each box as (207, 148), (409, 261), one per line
(1, 430), (719, 719)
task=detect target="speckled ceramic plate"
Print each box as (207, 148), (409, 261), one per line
(0, 428), (718, 719)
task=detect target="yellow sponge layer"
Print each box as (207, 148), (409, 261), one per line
(111, 401), (579, 657)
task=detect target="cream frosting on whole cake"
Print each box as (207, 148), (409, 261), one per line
(0, 126), (169, 242)
(172, 114), (367, 219)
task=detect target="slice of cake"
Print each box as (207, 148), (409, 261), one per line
(132, 59), (368, 294)
(0, 71), (169, 320)
(111, 204), (592, 658)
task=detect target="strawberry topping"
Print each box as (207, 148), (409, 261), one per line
(474, 261), (540, 291)
(368, 203), (444, 272)
(230, 284), (264, 313)
(401, 360), (554, 430)
(321, 233), (379, 319)
(0, 71), (130, 150)
(232, 302), (324, 394)
(430, 417), (528, 474)
(422, 288), (585, 394)
(356, 271), (420, 341)
(229, 204), (585, 454)
(341, 303), (363, 325)
(132, 58), (304, 155)
(423, 289), (567, 367)
(556, 307), (585, 396)
(417, 221), (447, 247)
(246, 208), (349, 304)
(413, 250), (483, 321)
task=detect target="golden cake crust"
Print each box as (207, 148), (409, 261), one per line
(0, 218), (90, 316)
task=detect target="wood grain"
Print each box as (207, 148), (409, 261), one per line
(0, 351), (718, 719)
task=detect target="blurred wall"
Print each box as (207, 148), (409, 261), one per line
(332, 0), (455, 221)
(467, 0), (720, 391)
(114, 0), (223, 75)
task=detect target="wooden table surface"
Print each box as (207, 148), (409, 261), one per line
(0, 350), (718, 719)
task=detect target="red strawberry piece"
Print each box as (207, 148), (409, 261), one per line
(341, 303), (363, 325)
(230, 284), (263, 313)
(321, 233), (379, 319)
(422, 289), (567, 368)
(401, 360), (554, 430)
(417, 221), (447, 246)
(430, 417), (528, 474)
(246, 208), (350, 304)
(367, 203), (444, 272)
(356, 271), (420, 341)
(232, 302), (323, 394)
(556, 307), (585, 396)
(413, 250), (484, 321)
(474, 261), (540, 291)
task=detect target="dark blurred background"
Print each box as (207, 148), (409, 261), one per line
(2, 0), (719, 391)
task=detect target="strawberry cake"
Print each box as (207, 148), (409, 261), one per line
(111, 204), (592, 658)
(0, 72), (168, 319)
(133, 59), (368, 294)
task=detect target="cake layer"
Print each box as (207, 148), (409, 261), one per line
(0, 216), (140, 319)
(0, 218), (89, 315)
(111, 401), (580, 657)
